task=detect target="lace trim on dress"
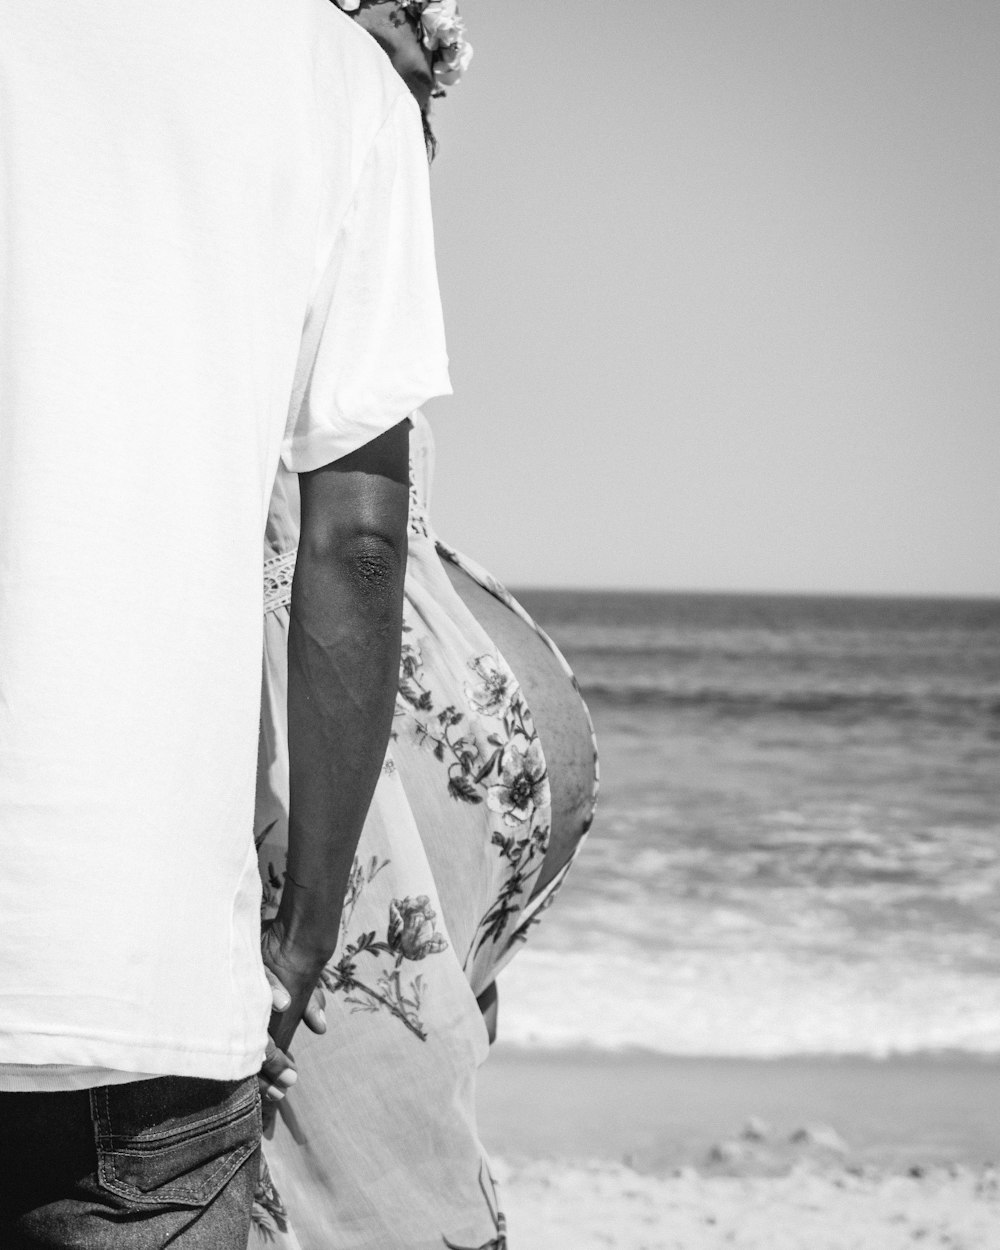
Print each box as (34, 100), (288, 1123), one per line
(263, 549), (296, 615)
(408, 465), (431, 538)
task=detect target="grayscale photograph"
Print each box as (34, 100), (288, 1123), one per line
(1, 2), (997, 1248)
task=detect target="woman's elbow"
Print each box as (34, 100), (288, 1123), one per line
(339, 530), (406, 600)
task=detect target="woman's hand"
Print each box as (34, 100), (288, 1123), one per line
(264, 956), (328, 1037)
(259, 1031), (297, 1105)
(259, 921), (329, 1098)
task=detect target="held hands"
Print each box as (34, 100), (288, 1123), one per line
(258, 921), (329, 1104)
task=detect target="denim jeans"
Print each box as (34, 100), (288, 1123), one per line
(0, 1074), (261, 1248)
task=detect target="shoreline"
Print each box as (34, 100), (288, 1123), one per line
(477, 1047), (1000, 1248)
(478, 1045), (1000, 1173)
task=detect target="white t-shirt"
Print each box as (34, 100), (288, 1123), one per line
(0, 0), (450, 1088)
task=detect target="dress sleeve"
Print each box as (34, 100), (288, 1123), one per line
(281, 93), (451, 473)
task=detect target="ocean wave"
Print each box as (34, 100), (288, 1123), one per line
(495, 948), (1000, 1058)
(565, 636), (1000, 662)
(580, 682), (1000, 720)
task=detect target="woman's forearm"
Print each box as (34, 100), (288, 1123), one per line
(263, 420), (410, 1053)
(278, 532), (405, 959)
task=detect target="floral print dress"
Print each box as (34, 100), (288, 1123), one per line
(251, 413), (597, 1250)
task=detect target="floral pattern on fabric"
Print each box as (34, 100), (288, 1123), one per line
(324, 856), (450, 1041)
(251, 1155), (290, 1242)
(434, 537), (600, 931)
(464, 654), (517, 718)
(263, 850), (452, 1042)
(395, 623), (552, 964)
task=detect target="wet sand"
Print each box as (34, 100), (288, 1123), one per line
(478, 1047), (1000, 1248)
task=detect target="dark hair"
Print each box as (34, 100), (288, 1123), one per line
(421, 107), (438, 163)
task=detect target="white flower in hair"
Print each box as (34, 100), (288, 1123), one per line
(432, 35), (472, 87)
(331, 0), (472, 92)
(419, 0), (472, 90)
(420, 0), (460, 49)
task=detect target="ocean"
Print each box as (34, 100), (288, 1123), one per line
(500, 590), (1000, 1059)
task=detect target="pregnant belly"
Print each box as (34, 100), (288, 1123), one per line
(441, 557), (597, 898)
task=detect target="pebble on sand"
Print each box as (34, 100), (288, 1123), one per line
(789, 1123), (850, 1154)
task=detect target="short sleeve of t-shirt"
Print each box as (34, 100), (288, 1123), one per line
(281, 92), (451, 472)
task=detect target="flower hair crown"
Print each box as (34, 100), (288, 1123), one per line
(334, 0), (473, 93)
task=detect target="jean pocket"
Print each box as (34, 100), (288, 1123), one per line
(91, 1075), (261, 1209)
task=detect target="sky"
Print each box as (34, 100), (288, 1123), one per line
(421, 0), (1000, 596)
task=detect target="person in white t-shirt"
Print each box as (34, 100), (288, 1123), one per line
(0, 1), (449, 1243)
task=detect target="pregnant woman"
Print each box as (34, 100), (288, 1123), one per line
(251, 5), (598, 1247)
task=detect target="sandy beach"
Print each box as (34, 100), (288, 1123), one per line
(477, 1046), (1000, 1249)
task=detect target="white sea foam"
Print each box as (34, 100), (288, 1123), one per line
(504, 590), (1000, 1060)
(496, 947), (1000, 1057)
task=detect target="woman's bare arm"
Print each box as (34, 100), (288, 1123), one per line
(262, 419), (410, 1054)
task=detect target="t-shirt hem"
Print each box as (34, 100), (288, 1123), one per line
(0, 1065), (158, 1093)
(280, 376), (452, 474)
(0, 1031), (265, 1086)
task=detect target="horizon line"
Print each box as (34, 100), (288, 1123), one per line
(507, 585), (1000, 603)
